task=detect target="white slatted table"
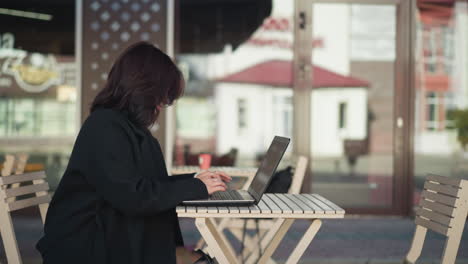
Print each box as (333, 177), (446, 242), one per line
(177, 193), (345, 264)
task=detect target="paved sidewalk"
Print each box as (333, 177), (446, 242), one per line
(0, 213), (467, 264)
(180, 217), (468, 264)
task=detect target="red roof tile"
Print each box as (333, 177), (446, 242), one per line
(218, 60), (369, 88)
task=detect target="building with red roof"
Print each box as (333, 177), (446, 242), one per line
(219, 60), (370, 88)
(214, 60), (370, 157)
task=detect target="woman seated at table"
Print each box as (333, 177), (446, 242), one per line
(36, 42), (231, 264)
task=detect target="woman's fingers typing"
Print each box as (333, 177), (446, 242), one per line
(213, 171), (232, 182)
(195, 170), (231, 194)
(207, 178), (227, 194)
(195, 170), (231, 182)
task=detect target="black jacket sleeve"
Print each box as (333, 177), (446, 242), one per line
(81, 112), (208, 216)
(166, 173), (196, 182)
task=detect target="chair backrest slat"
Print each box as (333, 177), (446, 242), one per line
(421, 190), (457, 207)
(424, 181), (460, 197)
(427, 174), (462, 188)
(415, 207), (453, 227)
(415, 216), (450, 236)
(0, 171), (46, 185)
(4, 182), (49, 199)
(7, 194), (51, 212)
(419, 199), (456, 217)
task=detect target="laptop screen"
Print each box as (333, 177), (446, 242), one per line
(248, 136), (290, 202)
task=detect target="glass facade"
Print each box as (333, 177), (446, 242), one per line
(413, 1), (468, 204)
(175, 0), (467, 212)
(174, 0), (294, 168)
(0, 0), (466, 214)
(0, 98), (75, 137)
(308, 3), (397, 209)
(0, 3), (76, 188)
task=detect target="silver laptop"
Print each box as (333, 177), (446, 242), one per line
(182, 136), (290, 205)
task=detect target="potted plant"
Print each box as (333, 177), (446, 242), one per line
(452, 109), (468, 157)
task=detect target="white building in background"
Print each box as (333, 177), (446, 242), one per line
(177, 2), (399, 160)
(413, 2), (468, 155)
(215, 60), (369, 158)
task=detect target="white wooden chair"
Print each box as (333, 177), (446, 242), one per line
(0, 169), (51, 264)
(405, 174), (468, 264)
(200, 156), (308, 262)
(2, 154), (29, 204)
(1, 155), (15, 178)
(1, 154), (29, 176)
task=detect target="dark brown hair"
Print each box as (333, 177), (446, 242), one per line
(90, 42), (184, 128)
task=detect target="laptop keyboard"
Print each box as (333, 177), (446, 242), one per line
(210, 190), (244, 201)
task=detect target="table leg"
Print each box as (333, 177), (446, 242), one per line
(195, 218), (239, 264)
(196, 217), (232, 250)
(215, 218), (241, 262)
(245, 219), (285, 264)
(219, 219), (277, 262)
(256, 219), (295, 264)
(195, 239), (206, 251)
(285, 219), (322, 264)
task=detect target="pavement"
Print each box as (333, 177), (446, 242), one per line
(179, 217), (468, 264)
(2, 211), (466, 264)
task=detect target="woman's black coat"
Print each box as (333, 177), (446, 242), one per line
(36, 108), (209, 264)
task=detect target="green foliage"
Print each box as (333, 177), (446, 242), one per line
(452, 109), (468, 150)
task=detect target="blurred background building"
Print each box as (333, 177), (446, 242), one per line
(0, 0), (467, 216)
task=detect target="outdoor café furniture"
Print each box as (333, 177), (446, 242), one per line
(174, 157), (308, 254)
(1, 154), (29, 176)
(1, 154), (29, 204)
(178, 165), (258, 249)
(0, 170), (50, 264)
(405, 174), (468, 264)
(214, 156), (308, 259)
(176, 193), (345, 264)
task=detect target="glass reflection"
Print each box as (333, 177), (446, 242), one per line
(175, 0), (293, 168)
(310, 4), (396, 208)
(414, 1), (468, 204)
(0, 5), (76, 189)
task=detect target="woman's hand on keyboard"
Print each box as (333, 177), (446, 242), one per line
(211, 170), (232, 183)
(195, 171), (229, 195)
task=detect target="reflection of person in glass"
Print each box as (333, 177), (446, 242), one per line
(36, 42), (231, 264)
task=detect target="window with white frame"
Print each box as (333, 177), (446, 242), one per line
(423, 25), (437, 73)
(442, 25), (454, 74)
(425, 91), (456, 131)
(339, 102), (347, 130)
(426, 92), (439, 130)
(422, 24), (454, 75)
(273, 95), (292, 138)
(444, 92), (456, 129)
(237, 98), (247, 132)
(0, 97), (76, 137)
